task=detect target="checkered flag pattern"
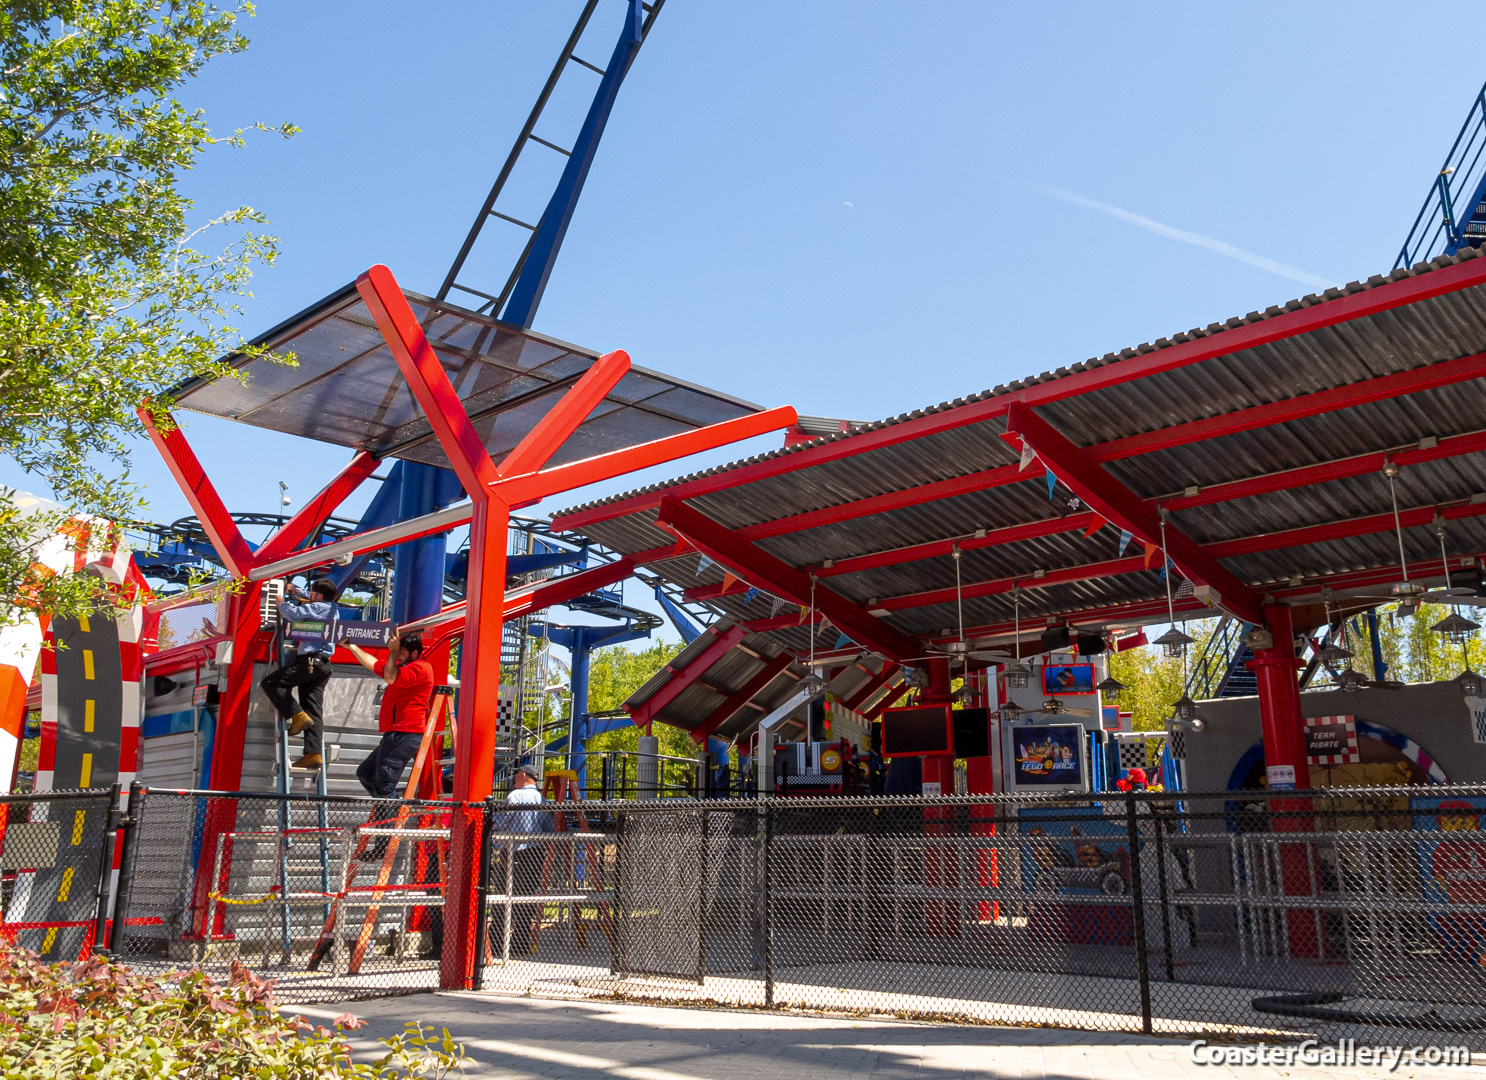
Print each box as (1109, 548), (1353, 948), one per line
(1168, 728), (1186, 760)
(1116, 738), (1147, 772)
(496, 687), (516, 733)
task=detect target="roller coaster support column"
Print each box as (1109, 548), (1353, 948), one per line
(1248, 603), (1318, 959)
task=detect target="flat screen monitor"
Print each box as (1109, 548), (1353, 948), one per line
(952, 707), (991, 758)
(1043, 663), (1096, 695)
(1008, 723), (1089, 792)
(881, 705), (953, 756)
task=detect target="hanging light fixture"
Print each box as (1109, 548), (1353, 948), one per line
(906, 666), (929, 690)
(1336, 667), (1366, 693)
(1001, 701), (1025, 723)
(1317, 638), (1353, 665)
(1096, 674), (1127, 702)
(1003, 583), (1032, 689)
(798, 672), (826, 699)
(1173, 693), (1199, 723)
(1154, 626), (1195, 657)
(1458, 667), (1485, 696)
(1432, 610), (1481, 645)
(1153, 510), (1194, 658)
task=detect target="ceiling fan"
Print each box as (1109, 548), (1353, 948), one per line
(1023, 696), (1097, 719)
(1351, 463), (1482, 614)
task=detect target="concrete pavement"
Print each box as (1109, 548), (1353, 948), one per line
(292, 992), (1486, 1080)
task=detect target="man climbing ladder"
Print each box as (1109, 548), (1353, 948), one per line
(259, 577), (339, 771)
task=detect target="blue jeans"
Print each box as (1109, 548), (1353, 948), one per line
(357, 730), (422, 799)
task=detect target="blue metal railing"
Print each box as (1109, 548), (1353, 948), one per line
(1396, 82), (1486, 270)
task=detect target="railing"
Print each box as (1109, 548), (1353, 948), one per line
(93, 782), (1486, 1048)
(1185, 616), (1248, 701)
(1396, 81), (1486, 270)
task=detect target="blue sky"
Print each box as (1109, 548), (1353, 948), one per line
(5, 1), (1481, 636)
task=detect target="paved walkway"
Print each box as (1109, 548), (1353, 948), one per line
(293, 993), (1486, 1080)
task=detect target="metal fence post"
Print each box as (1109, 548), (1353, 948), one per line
(1153, 806), (1175, 982)
(762, 801), (775, 1007)
(90, 783), (123, 957)
(108, 782), (145, 956)
(696, 807), (709, 983)
(472, 797), (496, 992)
(1124, 793), (1153, 1035)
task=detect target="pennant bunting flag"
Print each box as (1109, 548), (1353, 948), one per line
(1143, 542), (1159, 570)
(799, 604), (809, 623)
(696, 553), (715, 575)
(720, 571), (738, 593)
(1083, 516), (1105, 539)
(1157, 561), (1166, 582)
(743, 586), (760, 605)
(769, 595), (786, 617)
(1019, 441), (1037, 471)
(1118, 529), (1133, 557)
(1045, 469), (1057, 500)
(672, 538), (689, 557)
(834, 633), (853, 650)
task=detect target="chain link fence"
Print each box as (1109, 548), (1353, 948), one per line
(97, 783), (1486, 1045)
(1, 788), (118, 962)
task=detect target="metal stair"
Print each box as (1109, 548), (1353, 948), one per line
(1185, 616), (1258, 700)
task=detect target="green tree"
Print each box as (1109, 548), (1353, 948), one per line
(1106, 619), (1218, 730)
(0, 1), (293, 625)
(586, 640), (697, 759)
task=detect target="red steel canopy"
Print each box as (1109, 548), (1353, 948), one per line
(556, 249), (1486, 731)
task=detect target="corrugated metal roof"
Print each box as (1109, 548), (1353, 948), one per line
(586, 249), (1486, 731)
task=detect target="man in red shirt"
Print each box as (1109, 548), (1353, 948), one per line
(345, 630), (436, 803)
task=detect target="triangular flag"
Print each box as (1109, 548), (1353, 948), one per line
(835, 633), (853, 650)
(1118, 529), (1133, 557)
(696, 553), (715, 575)
(1019, 441), (1037, 471)
(672, 538), (689, 557)
(1045, 470), (1057, 500)
(1143, 542), (1159, 570)
(769, 595), (786, 617)
(799, 604), (809, 623)
(1083, 516), (1105, 539)
(743, 586), (760, 605)
(721, 571), (738, 593)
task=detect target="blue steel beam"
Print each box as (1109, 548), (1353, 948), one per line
(501, 0), (645, 327)
(653, 584), (702, 643)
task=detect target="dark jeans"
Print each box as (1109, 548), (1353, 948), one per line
(357, 730), (422, 800)
(259, 656), (332, 755)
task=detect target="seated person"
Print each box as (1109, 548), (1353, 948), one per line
(344, 630), (434, 853)
(259, 577), (338, 770)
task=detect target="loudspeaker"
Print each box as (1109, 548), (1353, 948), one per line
(1076, 633), (1106, 656)
(1040, 626), (1070, 651)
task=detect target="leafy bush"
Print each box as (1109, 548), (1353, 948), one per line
(0, 945), (469, 1078)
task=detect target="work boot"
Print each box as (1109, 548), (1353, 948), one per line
(288, 711), (312, 737)
(292, 753), (322, 771)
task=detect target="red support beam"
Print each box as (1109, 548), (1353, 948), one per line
(1005, 401), (1263, 624)
(865, 680), (913, 721)
(742, 611), (825, 634)
(812, 429), (1486, 581)
(500, 405), (798, 508)
(656, 497), (919, 663)
(555, 254), (1486, 532)
(844, 661), (901, 711)
(693, 653), (794, 743)
(356, 265), (504, 993)
(874, 496), (1486, 616)
(254, 450), (381, 565)
(1089, 350), (1486, 463)
(626, 623), (749, 727)
(138, 409), (256, 577)
(497, 349), (631, 479)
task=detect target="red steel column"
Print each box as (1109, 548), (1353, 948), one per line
(964, 669), (998, 922)
(1248, 603), (1318, 959)
(921, 658), (958, 938)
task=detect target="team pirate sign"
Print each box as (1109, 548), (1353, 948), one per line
(1305, 715), (1360, 765)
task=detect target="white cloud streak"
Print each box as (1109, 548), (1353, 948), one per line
(1038, 186), (1334, 291)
